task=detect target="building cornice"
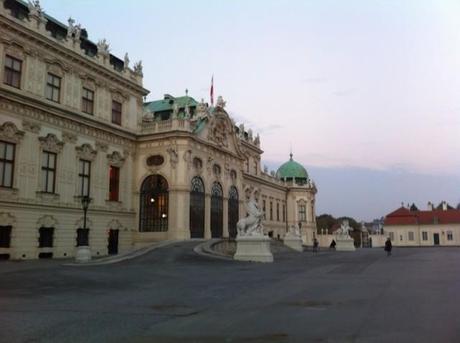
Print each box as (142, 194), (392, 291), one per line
(0, 15), (149, 97)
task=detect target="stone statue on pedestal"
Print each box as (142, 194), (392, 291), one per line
(237, 195), (264, 237)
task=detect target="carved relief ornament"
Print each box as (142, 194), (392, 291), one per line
(22, 120), (41, 133)
(75, 143), (97, 161)
(37, 215), (58, 228)
(0, 212), (16, 226)
(62, 131), (77, 144)
(0, 122), (25, 143)
(39, 133), (64, 153)
(107, 151), (125, 168)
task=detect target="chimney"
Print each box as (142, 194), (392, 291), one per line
(427, 201), (433, 211)
(442, 201), (447, 211)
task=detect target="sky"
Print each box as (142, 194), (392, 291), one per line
(40, 0), (460, 220)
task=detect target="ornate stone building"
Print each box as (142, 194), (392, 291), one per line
(0, 0), (317, 260)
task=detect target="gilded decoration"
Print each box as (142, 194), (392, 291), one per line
(36, 215), (58, 228)
(107, 151), (125, 168)
(76, 143), (97, 161)
(39, 133), (64, 153)
(0, 122), (25, 143)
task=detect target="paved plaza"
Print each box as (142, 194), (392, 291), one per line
(1, 243), (460, 343)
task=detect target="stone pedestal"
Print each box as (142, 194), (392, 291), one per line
(335, 236), (356, 251)
(75, 246), (92, 263)
(283, 235), (303, 252)
(234, 235), (274, 263)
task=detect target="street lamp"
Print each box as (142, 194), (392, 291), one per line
(75, 195), (92, 263)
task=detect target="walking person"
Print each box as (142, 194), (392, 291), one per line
(329, 239), (336, 250)
(313, 238), (319, 253)
(384, 237), (392, 256)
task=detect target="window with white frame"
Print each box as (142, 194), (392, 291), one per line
(299, 204), (306, 221)
(388, 232), (394, 241)
(408, 231), (414, 241)
(447, 231), (453, 241)
(78, 159), (91, 196)
(422, 231), (428, 241)
(41, 151), (57, 193)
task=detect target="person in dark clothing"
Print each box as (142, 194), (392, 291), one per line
(329, 239), (336, 250)
(384, 237), (392, 256)
(313, 238), (319, 253)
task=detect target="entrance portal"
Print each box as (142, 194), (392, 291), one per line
(433, 233), (440, 245)
(228, 186), (239, 239)
(211, 182), (223, 238)
(108, 229), (119, 255)
(190, 177), (205, 238)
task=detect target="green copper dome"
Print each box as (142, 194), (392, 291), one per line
(276, 154), (309, 182)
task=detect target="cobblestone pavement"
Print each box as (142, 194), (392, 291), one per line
(1, 243), (459, 342)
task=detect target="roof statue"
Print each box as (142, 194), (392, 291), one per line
(216, 95), (226, 109)
(28, 0), (43, 17)
(67, 17), (82, 41)
(238, 124), (245, 139)
(133, 61), (143, 76)
(123, 53), (130, 69)
(97, 39), (110, 56)
(172, 102), (179, 117)
(254, 133), (260, 146)
(194, 99), (209, 121)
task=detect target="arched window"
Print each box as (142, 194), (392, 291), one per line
(139, 175), (169, 232)
(211, 182), (223, 238)
(228, 186), (239, 239)
(190, 176), (205, 238)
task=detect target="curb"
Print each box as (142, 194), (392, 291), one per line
(63, 240), (180, 267)
(193, 239), (234, 261)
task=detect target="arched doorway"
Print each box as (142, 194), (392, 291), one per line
(211, 182), (223, 238)
(228, 186), (239, 239)
(189, 176), (205, 238)
(139, 175), (169, 232)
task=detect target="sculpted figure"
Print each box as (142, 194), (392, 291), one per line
(124, 53), (130, 69)
(133, 61), (143, 76)
(288, 224), (301, 237)
(237, 193), (265, 237)
(337, 220), (352, 237)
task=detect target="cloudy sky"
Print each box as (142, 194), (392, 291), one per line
(41, 0), (460, 220)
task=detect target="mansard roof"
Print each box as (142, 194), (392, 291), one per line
(384, 206), (460, 226)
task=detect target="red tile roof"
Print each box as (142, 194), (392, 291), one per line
(384, 206), (460, 226)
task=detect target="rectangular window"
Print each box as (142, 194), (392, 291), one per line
(447, 231), (453, 241)
(45, 73), (61, 103)
(299, 204), (306, 221)
(4, 55), (22, 88)
(0, 226), (12, 248)
(82, 88), (94, 114)
(389, 232), (394, 241)
(276, 203), (280, 221)
(78, 159), (91, 196)
(422, 231), (428, 241)
(109, 166), (120, 201)
(283, 204), (286, 222)
(270, 201), (273, 221)
(0, 141), (15, 188)
(253, 161), (258, 175)
(41, 151), (56, 193)
(38, 227), (54, 248)
(112, 100), (122, 125)
(408, 231), (414, 241)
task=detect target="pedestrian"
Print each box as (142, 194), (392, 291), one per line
(384, 237), (392, 256)
(313, 238), (319, 253)
(329, 239), (336, 250)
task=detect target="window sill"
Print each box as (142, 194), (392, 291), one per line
(36, 192), (60, 201)
(0, 187), (19, 198)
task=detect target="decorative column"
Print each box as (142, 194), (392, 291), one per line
(204, 194), (211, 239)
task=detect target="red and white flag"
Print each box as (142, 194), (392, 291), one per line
(210, 75), (214, 106)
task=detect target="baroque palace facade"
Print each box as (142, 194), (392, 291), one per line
(0, 0), (317, 260)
